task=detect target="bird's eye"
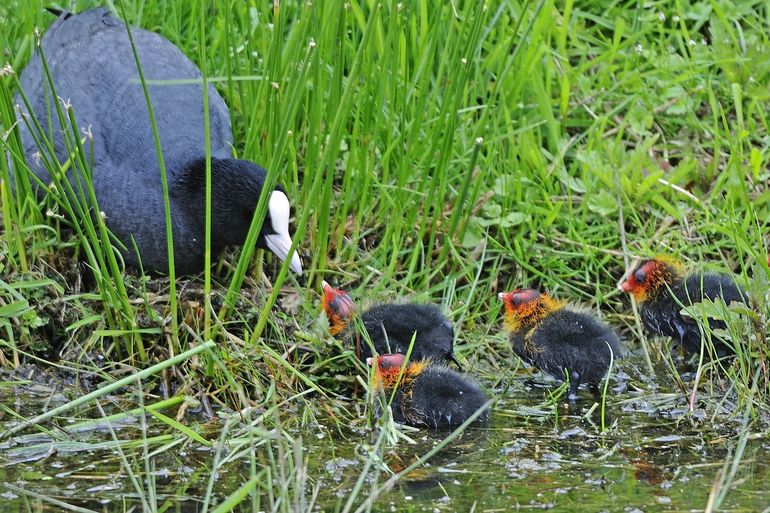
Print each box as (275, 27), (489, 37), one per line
(329, 297), (344, 313)
(634, 269), (646, 284)
(511, 296), (522, 306)
(328, 293), (355, 318)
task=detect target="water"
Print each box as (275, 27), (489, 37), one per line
(1, 356), (768, 512)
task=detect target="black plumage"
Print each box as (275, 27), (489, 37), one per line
(359, 303), (457, 364)
(15, 8), (301, 275)
(321, 282), (459, 366)
(621, 259), (748, 357)
(499, 289), (622, 400)
(373, 354), (489, 429)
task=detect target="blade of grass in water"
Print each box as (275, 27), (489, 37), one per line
(119, 0), (179, 352)
(199, 0), (214, 340)
(0, 340), (216, 440)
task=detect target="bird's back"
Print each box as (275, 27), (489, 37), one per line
(19, 8), (232, 181)
(408, 366), (489, 428)
(16, 8), (234, 271)
(672, 272), (747, 355)
(678, 273), (747, 306)
(529, 308), (621, 381)
(361, 303), (454, 361)
(534, 309), (620, 351)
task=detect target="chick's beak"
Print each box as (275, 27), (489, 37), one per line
(619, 280), (632, 293)
(448, 353), (463, 371)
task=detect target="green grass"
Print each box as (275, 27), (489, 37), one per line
(1, 0), (769, 511)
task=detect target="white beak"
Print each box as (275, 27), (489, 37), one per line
(265, 232), (303, 274)
(265, 191), (303, 274)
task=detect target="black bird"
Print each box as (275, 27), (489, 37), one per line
(498, 288), (622, 401)
(14, 8), (301, 275)
(619, 257), (748, 357)
(321, 281), (460, 367)
(371, 353), (489, 429)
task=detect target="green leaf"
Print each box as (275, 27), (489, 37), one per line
(576, 150), (604, 172)
(750, 148), (761, 181)
(0, 300), (29, 318)
(461, 217), (485, 248)
(627, 102), (653, 136)
(586, 191), (617, 216)
(147, 408), (211, 446)
(557, 168), (585, 193)
(481, 201), (502, 219)
(500, 211), (527, 228)
(66, 314), (104, 332)
(493, 175), (517, 199)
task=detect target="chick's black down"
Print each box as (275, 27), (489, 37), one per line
(391, 366), (489, 429)
(358, 303), (455, 363)
(15, 8), (297, 274)
(510, 309), (621, 396)
(640, 273), (747, 356)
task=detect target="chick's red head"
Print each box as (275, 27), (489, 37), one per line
(498, 288), (562, 332)
(619, 257), (682, 302)
(369, 353), (426, 390)
(373, 353), (407, 370)
(321, 281), (356, 335)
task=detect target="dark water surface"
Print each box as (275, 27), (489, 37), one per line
(1, 356), (768, 512)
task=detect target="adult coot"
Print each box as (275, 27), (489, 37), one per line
(15, 8), (302, 275)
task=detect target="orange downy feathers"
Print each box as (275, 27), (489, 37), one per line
(371, 353), (427, 391)
(498, 289), (564, 334)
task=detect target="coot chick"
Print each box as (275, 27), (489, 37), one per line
(498, 288), (622, 401)
(619, 257), (748, 357)
(15, 8), (301, 275)
(371, 353), (489, 429)
(321, 281), (460, 366)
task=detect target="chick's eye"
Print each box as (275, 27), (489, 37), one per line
(329, 297), (342, 312)
(634, 270), (646, 284)
(511, 296), (522, 306)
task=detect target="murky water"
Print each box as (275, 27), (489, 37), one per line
(1, 355), (768, 512)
